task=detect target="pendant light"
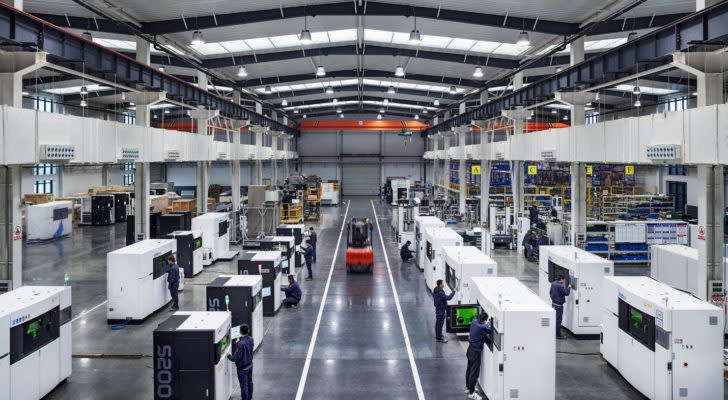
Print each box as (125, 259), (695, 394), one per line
(448, 85), (457, 94)
(395, 66), (405, 77)
(383, 98), (389, 105)
(473, 67), (484, 78)
(433, 99), (440, 106)
(264, 85), (272, 94)
(388, 86), (396, 94)
(237, 66), (248, 78)
(379, 108), (385, 113)
(516, 31), (530, 47)
(281, 99), (288, 106)
(336, 107), (342, 114)
(79, 99), (88, 108)
(191, 30), (205, 45)
(325, 86), (334, 94)
(316, 66), (326, 77)
(628, 32), (638, 41)
(633, 86), (641, 96)
(300, 13), (313, 45)
(377, 114), (382, 120)
(332, 98), (338, 104)
(80, 85), (89, 95)
(409, 14), (422, 43)
(414, 114), (419, 120)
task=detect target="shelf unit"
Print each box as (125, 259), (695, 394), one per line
(599, 195), (674, 221)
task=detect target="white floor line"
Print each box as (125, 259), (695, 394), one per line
(71, 300), (108, 323)
(294, 200), (351, 400)
(371, 200), (426, 400)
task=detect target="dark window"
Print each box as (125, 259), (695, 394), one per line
(34, 180), (54, 194)
(618, 298), (655, 351)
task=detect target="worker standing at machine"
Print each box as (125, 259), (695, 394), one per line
(302, 239), (314, 281)
(308, 227), (317, 263)
(465, 313), (493, 400)
(433, 279), (456, 343)
(529, 204), (539, 226)
(281, 275), (302, 308)
(166, 255), (180, 311)
(550, 274), (572, 339)
(228, 324), (254, 400)
(400, 240), (413, 262)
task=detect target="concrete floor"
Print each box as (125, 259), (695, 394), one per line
(20, 197), (726, 399)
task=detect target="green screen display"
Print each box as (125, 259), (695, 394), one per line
(194, 238), (202, 250)
(25, 321), (41, 340)
(455, 307), (479, 328)
(630, 308), (644, 330)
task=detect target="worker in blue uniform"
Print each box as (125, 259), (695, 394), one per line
(308, 226), (317, 263)
(228, 324), (254, 400)
(281, 275), (302, 308)
(550, 275), (572, 339)
(400, 240), (413, 262)
(466, 313), (493, 400)
(433, 279), (456, 343)
(301, 239), (314, 281)
(166, 255), (180, 311)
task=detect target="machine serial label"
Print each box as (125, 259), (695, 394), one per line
(11, 313), (31, 326)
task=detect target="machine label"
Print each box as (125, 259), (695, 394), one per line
(698, 225), (706, 241)
(208, 298), (221, 311)
(11, 313), (31, 327)
(655, 310), (663, 328)
(262, 287), (271, 297)
(155, 344), (173, 398)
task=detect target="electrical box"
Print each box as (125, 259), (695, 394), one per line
(153, 312), (232, 400)
(423, 227), (463, 291)
(106, 239), (176, 322)
(538, 245), (613, 336)
(39, 144), (74, 162)
(601, 276), (723, 400)
(0, 286), (72, 400)
(472, 277), (555, 400)
(118, 147), (140, 161)
(237, 251), (283, 317)
(165, 149), (181, 161)
(645, 144), (681, 162)
(413, 216), (445, 272)
(206, 275), (263, 350)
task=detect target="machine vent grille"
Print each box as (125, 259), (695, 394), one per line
(604, 267), (610, 273)
(709, 316), (718, 325)
(487, 268), (493, 274)
(509, 389), (519, 398)
(541, 318), (550, 327)
(679, 388), (688, 397)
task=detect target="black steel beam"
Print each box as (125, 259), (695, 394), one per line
(282, 95), (447, 108)
(238, 69), (483, 88)
(34, 2), (687, 37)
(296, 107), (417, 119)
(258, 84), (461, 101)
(0, 3), (296, 134)
(425, 2), (728, 135)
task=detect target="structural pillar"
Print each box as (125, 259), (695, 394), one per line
(570, 37), (586, 124)
(271, 135), (279, 185)
(697, 0), (721, 11)
(432, 136), (439, 192)
(8, 0), (22, 10)
(0, 52), (47, 107)
(442, 134), (451, 192)
(0, 166), (22, 290)
(197, 71), (208, 91)
(672, 51), (727, 284)
(570, 163), (587, 246)
(501, 109), (533, 218)
(457, 128), (467, 215)
(481, 161), (492, 226)
(136, 37), (151, 65)
(190, 109), (218, 215)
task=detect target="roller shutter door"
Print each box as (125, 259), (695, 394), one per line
(341, 164), (380, 196)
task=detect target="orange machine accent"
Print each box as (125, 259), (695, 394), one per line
(299, 120), (429, 131)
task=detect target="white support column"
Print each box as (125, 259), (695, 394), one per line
(442, 135), (451, 191)
(56, 166), (65, 197)
(480, 91), (489, 105)
(459, 102), (466, 115)
(255, 103), (263, 114)
(271, 135), (279, 185)
(511, 161), (524, 217)
(513, 72), (524, 90)
(197, 161), (210, 214)
(0, 52), (47, 107)
(458, 129), (467, 215)
(697, 0), (721, 11)
(0, 166), (22, 289)
(282, 135), (291, 179)
(233, 90), (242, 105)
(570, 37), (586, 125)
(570, 163), (587, 246)
(481, 161), (492, 225)
(136, 37), (151, 65)
(8, 0), (22, 10)
(197, 71), (208, 91)
(432, 136), (439, 189)
(101, 165), (109, 186)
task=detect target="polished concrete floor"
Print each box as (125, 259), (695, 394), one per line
(21, 197), (727, 399)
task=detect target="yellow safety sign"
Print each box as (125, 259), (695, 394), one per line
(586, 165), (593, 175)
(527, 165), (538, 175)
(471, 165), (481, 175)
(625, 165), (634, 175)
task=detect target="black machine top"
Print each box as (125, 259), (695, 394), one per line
(208, 276), (232, 288)
(155, 314), (190, 333)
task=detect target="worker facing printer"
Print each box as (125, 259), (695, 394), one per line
(433, 279), (456, 343)
(550, 274), (572, 339)
(466, 312), (493, 400)
(281, 275), (302, 308)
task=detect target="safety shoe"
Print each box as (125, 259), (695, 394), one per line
(436, 337), (448, 343)
(468, 392), (483, 400)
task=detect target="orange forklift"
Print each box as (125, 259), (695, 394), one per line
(345, 218), (374, 273)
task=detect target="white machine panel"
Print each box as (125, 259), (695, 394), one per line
(413, 216), (445, 271)
(25, 201), (73, 242)
(538, 246), (613, 336)
(650, 245), (703, 300)
(442, 245), (497, 305)
(106, 239), (176, 321)
(0, 286), (72, 400)
(601, 277), (723, 400)
(472, 277), (555, 400)
(192, 212), (231, 265)
(423, 227), (463, 291)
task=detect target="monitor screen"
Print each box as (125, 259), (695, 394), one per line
(445, 263), (458, 290)
(230, 325), (241, 340)
(548, 260), (572, 289)
(618, 298), (655, 351)
(194, 237), (202, 250)
(426, 241), (434, 262)
(446, 304), (481, 333)
(152, 250), (172, 279)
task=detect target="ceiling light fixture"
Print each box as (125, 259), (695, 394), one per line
(414, 114), (419, 120)
(433, 99), (440, 106)
(80, 85), (89, 95)
(82, 31), (93, 41)
(164, 109), (171, 114)
(325, 86), (334, 94)
(633, 86), (641, 96)
(383, 99), (389, 105)
(336, 107), (342, 114)
(409, 14), (422, 43)
(377, 114), (382, 120)
(628, 32), (638, 41)
(264, 85), (272, 94)
(473, 67), (484, 78)
(555, 66), (563, 73)
(422, 109), (428, 114)
(387, 86), (395, 94)
(79, 99), (88, 108)
(237, 66), (248, 78)
(303, 114), (307, 119)
(339, 113), (344, 118)
(395, 66), (405, 77)
(516, 31), (530, 47)
(316, 66), (326, 77)
(300, 13), (313, 45)
(332, 98), (338, 104)
(634, 99), (641, 107)
(293, 108), (299, 114)
(379, 108), (385, 113)
(551, 109), (557, 114)
(191, 30), (205, 45)
(21, 91), (29, 96)
(158, 66), (165, 73)
(448, 85), (457, 94)
(281, 99), (288, 106)
(562, 114), (569, 121)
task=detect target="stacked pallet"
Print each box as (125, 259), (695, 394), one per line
(23, 193), (53, 205)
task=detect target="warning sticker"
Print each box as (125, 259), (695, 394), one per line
(13, 225), (22, 241)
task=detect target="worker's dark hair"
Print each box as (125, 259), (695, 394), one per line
(309, 227), (314, 231)
(406, 240), (411, 245)
(305, 239), (311, 244)
(167, 255), (176, 263)
(240, 324), (250, 336)
(557, 274), (565, 281)
(478, 312), (489, 323)
(288, 274), (295, 281)
(436, 279), (443, 287)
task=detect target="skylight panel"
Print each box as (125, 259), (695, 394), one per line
(398, 82), (419, 90)
(93, 38), (136, 51)
(364, 29), (394, 43)
(447, 38), (477, 51)
(190, 42), (227, 55)
(469, 41), (500, 54)
(328, 29), (357, 42)
(244, 37), (275, 51)
(419, 34), (453, 49)
(362, 79), (382, 86)
(492, 43), (530, 56)
(303, 82), (324, 89)
(208, 85), (233, 92)
(289, 84), (308, 91)
(269, 34), (302, 48)
(219, 40), (251, 53)
(414, 84), (431, 91)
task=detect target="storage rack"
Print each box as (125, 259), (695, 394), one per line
(599, 195), (674, 221)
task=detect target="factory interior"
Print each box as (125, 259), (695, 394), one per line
(2, 0), (728, 399)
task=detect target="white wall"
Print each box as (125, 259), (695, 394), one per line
(62, 166), (103, 196)
(167, 162), (254, 187)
